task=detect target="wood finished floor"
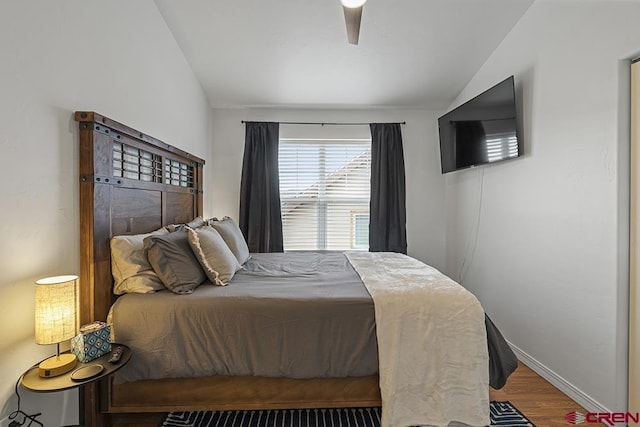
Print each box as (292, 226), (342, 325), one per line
(111, 362), (587, 426)
(489, 362), (588, 426)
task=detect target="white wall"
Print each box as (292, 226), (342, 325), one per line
(443, 0), (640, 413)
(210, 108), (446, 270)
(0, 1), (211, 425)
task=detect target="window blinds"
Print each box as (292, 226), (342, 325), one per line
(279, 139), (371, 251)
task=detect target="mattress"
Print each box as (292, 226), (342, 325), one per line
(110, 251), (379, 384)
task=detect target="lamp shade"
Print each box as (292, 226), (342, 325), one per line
(341, 0), (367, 8)
(35, 275), (79, 345)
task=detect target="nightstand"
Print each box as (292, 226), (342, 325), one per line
(18, 344), (131, 426)
(21, 344), (131, 392)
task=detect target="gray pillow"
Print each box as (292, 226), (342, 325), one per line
(165, 216), (207, 233)
(110, 227), (169, 295)
(144, 231), (206, 294)
(187, 226), (241, 286)
(209, 217), (250, 265)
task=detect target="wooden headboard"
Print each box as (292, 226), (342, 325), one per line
(75, 111), (205, 325)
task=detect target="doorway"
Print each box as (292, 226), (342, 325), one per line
(629, 59), (640, 422)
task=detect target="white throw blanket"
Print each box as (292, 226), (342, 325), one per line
(346, 252), (489, 427)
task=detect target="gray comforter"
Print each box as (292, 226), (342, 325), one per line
(110, 252), (516, 387)
(111, 252), (378, 383)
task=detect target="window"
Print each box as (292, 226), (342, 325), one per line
(279, 138), (371, 251)
(351, 211), (369, 249)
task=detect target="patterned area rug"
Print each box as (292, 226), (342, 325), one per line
(160, 401), (534, 427)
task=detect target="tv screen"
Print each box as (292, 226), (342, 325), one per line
(438, 76), (522, 174)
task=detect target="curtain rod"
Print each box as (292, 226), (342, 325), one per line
(240, 121), (406, 126)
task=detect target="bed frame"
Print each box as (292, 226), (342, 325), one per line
(75, 112), (381, 427)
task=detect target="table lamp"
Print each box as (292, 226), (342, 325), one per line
(34, 275), (79, 378)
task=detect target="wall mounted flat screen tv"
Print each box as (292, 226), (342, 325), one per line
(438, 76), (522, 174)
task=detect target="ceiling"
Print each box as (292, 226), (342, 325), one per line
(154, 0), (534, 110)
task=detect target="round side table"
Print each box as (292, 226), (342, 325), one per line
(19, 344), (131, 426)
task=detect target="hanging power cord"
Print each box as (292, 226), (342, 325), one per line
(8, 375), (43, 427)
(458, 166), (485, 285)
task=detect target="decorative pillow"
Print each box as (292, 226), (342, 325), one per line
(144, 231), (206, 294)
(209, 216), (250, 265)
(165, 216), (207, 233)
(110, 227), (169, 295)
(187, 226), (241, 286)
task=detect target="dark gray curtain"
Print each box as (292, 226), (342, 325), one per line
(239, 122), (283, 253)
(369, 123), (407, 254)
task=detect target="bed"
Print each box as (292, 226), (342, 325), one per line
(75, 112), (516, 427)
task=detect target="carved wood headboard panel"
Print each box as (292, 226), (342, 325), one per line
(75, 111), (205, 325)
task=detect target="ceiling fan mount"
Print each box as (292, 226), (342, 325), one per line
(341, 0), (367, 45)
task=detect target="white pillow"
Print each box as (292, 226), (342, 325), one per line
(209, 217), (251, 265)
(110, 227), (168, 294)
(187, 226), (241, 286)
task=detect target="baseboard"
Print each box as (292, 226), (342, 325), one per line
(508, 340), (611, 413)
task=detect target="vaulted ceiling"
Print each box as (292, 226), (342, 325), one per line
(155, 0), (534, 109)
